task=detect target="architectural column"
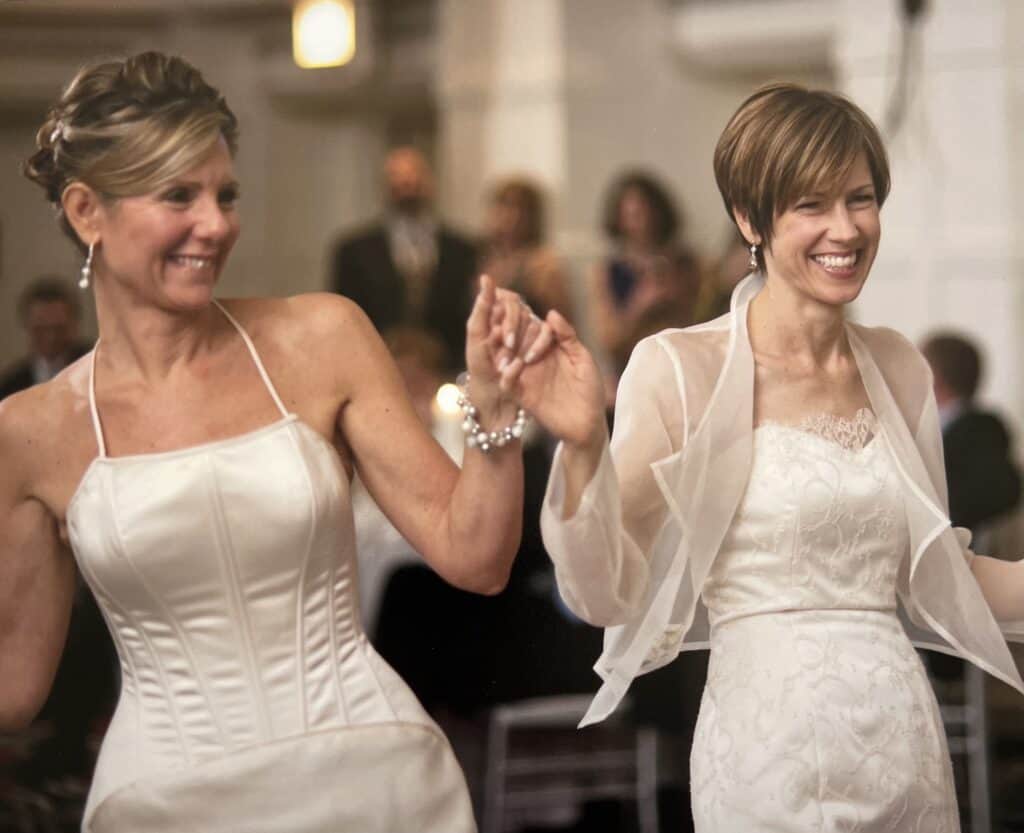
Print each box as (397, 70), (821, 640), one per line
(435, 0), (567, 231)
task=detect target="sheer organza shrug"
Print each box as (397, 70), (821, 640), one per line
(541, 273), (1024, 727)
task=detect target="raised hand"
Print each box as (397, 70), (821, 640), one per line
(464, 274), (532, 423)
(510, 310), (606, 450)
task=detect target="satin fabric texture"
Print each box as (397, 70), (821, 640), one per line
(67, 302), (476, 832)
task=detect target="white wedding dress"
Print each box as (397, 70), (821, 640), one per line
(690, 410), (959, 832)
(67, 302), (476, 832)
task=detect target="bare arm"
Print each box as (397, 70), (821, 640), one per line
(0, 397), (77, 730)
(335, 282), (525, 595)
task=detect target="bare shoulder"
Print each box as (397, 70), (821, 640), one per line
(219, 294), (376, 353)
(0, 357), (93, 495)
(216, 294), (391, 409)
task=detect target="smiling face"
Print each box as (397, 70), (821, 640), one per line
(757, 152), (880, 308)
(91, 138), (240, 310)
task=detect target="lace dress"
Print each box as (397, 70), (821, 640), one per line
(690, 410), (959, 832)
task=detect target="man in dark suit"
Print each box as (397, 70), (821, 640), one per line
(329, 147), (478, 370)
(922, 332), (1021, 533)
(0, 276), (89, 400)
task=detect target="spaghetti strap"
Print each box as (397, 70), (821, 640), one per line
(87, 345), (108, 457)
(214, 300), (290, 418)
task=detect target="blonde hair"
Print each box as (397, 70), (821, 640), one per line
(24, 51), (238, 251)
(713, 83), (889, 269)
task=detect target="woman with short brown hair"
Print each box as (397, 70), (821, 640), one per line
(514, 83), (1024, 830)
(479, 176), (573, 321)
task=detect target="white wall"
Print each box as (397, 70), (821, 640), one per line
(836, 0), (1024, 422)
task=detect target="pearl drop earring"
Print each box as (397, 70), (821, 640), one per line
(748, 243), (758, 273)
(79, 241), (95, 290)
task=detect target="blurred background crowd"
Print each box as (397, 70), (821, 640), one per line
(2, 1), (1024, 831)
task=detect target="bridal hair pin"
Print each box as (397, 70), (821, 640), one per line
(49, 120), (67, 144)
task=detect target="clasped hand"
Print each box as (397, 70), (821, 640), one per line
(465, 275), (606, 451)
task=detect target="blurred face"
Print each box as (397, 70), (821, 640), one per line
(385, 149), (432, 214)
(93, 138), (240, 310)
(26, 299), (78, 361)
(488, 194), (527, 245)
(618, 187), (654, 245)
(762, 153), (880, 307)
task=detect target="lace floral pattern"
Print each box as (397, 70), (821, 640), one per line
(757, 407), (877, 453)
(691, 417), (959, 832)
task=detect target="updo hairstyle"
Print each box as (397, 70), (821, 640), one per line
(713, 83), (890, 271)
(23, 51), (238, 252)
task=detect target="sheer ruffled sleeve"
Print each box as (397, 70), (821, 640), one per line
(541, 336), (684, 627)
(852, 324), (1024, 696)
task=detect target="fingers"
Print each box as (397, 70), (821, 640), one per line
(498, 356), (525, 394)
(522, 319), (554, 364)
(501, 294), (523, 352)
(545, 309), (578, 343)
(467, 274), (496, 340)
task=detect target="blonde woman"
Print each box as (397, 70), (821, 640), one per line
(517, 84), (1024, 830)
(0, 52), (541, 832)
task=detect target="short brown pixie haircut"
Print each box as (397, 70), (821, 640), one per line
(713, 83), (890, 270)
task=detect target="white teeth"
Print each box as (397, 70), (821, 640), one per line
(171, 256), (214, 269)
(813, 253), (857, 269)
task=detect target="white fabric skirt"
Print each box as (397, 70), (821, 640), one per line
(690, 609), (959, 832)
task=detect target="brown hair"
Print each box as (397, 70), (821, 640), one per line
(491, 176), (546, 247)
(713, 83), (889, 270)
(23, 51), (238, 252)
(602, 169), (680, 247)
(18, 276), (81, 324)
(922, 333), (982, 402)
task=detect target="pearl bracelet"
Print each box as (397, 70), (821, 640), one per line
(456, 375), (528, 453)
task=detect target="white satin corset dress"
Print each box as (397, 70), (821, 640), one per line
(66, 303), (476, 833)
(690, 411), (959, 833)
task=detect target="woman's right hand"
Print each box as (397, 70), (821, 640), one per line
(512, 310), (607, 451)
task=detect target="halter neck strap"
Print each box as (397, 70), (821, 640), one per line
(87, 346), (107, 457)
(213, 300), (289, 418)
(86, 301), (290, 458)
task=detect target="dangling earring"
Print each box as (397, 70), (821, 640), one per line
(79, 241), (95, 290)
(748, 243), (759, 273)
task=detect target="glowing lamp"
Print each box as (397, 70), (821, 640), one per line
(292, 0), (356, 69)
(435, 383), (462, 417)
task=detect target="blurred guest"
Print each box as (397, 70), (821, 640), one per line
(329, 147), (478, 370)
(479, 176), (573, 321)
(695, 227), (754, 323)
(922, 332), (1021, 533)
(589, 170), (703, 361)
(0, 277), (89, 400)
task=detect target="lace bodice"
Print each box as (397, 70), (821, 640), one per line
(702, 411), (909, 626)
(757, 407), (877, 453)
